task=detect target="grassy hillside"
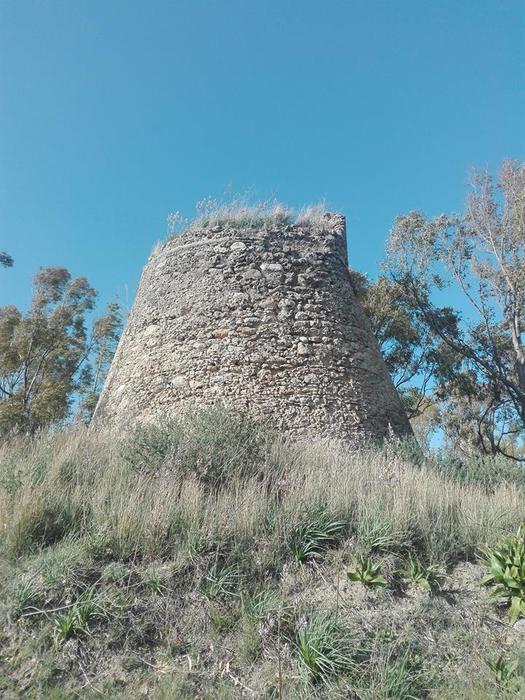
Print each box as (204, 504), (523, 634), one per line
(2, 411), (525, 698)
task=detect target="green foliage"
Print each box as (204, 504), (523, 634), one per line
(8, 500), (84, 557)
(100, 561), (127, 584)
(486, 655), (522, 689)
(13, 577), (41, 614)
(481, 524), (525, 622)
(347, 556), (387, 587)
(79, 301), (122, 421)
(53, 595), (101, 642)
(290, 507), (346, 563)
(241, 588), (286, 624)
(0, 266), (121, 434)
(122, 421), (183, 475)
(296, 613), (354, 686)
(3, 425), (525, 697)
(54, 609), (78, 642)
(385, 160), (525, 460)
(203, 564), (240, 600)
(365, 646), (431, 700)
(432, 452), (525, 491)
(142, 568), (168, 594)
(357, 515), (409, 554)
(400, 554), (445, 592)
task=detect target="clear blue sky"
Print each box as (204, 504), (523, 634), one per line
(1, 0), (524, 315)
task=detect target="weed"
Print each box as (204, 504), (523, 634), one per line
(296, 612), (354, 686)
(486, 655), (522, 689)
(358, 516), (408, 553)
(363, 646), (431, 700)
(290, 507), (346, 563)
(347, 556), (387, 587)
(53, 593), (102, 643)
(100, 561), (127, 583)
(8, 501), (83, 557)
(13, 577), (41, 613)
(144, 575), (167, 595)
(481, 524), (525, 622)
(122, 421), (182, 475)
(74, 599), (98, 629)
(208, 602), (239, 633)
(54, 609), (78, 641)
(400, 554), (445, 592)
(242, 588), (286, 624)
(203, 564), (240, 600)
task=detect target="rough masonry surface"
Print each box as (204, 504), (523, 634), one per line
(93, 214), (412, 443)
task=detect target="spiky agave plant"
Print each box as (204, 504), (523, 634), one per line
(347, 555), (387, 587)
(399, 554), (445, 592)
(481, 524), (525, 622)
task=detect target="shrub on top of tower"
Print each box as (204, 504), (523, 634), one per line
(167, 195), (330, 237)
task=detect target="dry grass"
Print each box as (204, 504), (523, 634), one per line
(167, 196), (331, 237)
(1, 422), (521, 564)
(1, 413), (525, 698)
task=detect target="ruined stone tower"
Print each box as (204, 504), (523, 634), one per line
(93, 214), (412, 443)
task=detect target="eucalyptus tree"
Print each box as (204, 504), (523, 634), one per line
(385, 160), (525, 459)
(0, 267), (121, 433)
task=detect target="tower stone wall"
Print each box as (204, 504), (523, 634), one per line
(93, 214), (412, 443)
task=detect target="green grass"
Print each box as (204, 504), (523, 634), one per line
(1, 410), (525, 697)
(296, 612), (355, 686)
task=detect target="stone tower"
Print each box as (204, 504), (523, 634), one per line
(93, 214), (412, 443)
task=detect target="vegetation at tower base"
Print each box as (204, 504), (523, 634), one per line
(92, 209), (412, 444)
(3, 411), (525, 698)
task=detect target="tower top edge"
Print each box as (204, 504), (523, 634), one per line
(160, 212), (347, 252)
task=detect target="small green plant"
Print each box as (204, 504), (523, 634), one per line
(13, 578), (41, 614)
(486, 654), (521, 689)
(296, 613), (354, 686)
(74, 600), (97, 629)
(53, 595), (100, 642)
(400, 554), (445, 592)
(481, 524), (525, 622)
(203, 564), (240, 600)
(54, 609), (78, 641)
(122, 422), (182, 475)
(347, 556), (387, 587)
(242, 588), (285, 624)
(366, 646), (431, 700)
(143, 568), (168, 594)
(358, 516), (408, 553)
(290, 507), (346, 563)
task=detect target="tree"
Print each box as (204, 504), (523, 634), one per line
(78, 302), (122, 421)
(385, 160), (525, 459)
(352, 272), (454, 418)
(0, 252), (13, 267)
(0, 267), (121, 434)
